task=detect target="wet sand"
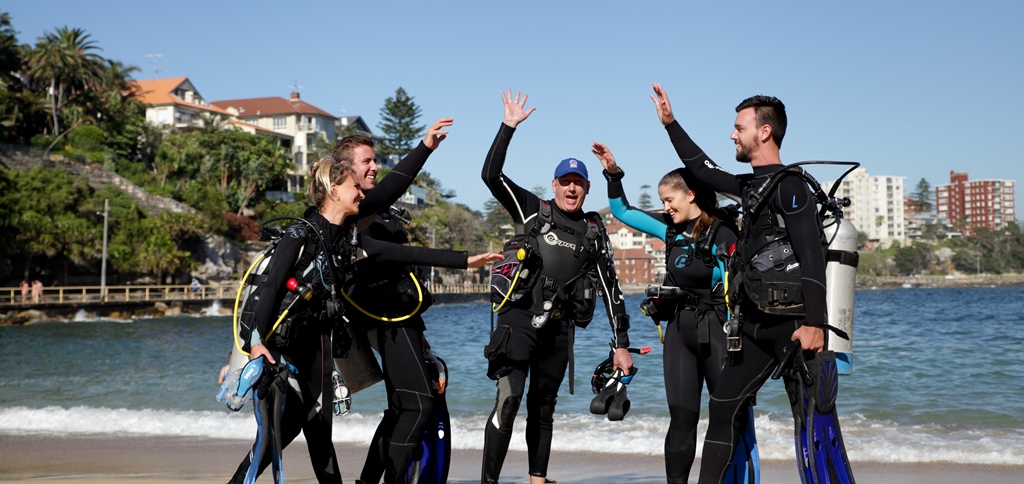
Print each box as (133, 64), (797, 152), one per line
(1, 434), (1021, 483)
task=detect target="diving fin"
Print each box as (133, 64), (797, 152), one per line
(405, 350), (452, 484)
(218, 356), (266, 411)
(723, 406), (760, 483)
(782, 345), (855, 484)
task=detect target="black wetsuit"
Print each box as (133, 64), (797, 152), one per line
(661, 120), (828, 484)
(480, 123), (630, 483)
(606, 175), (738, 482)
(343, 141), (469, 484)
(229, 212), (347, 484)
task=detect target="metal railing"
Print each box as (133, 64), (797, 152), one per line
(0, 283), (241, 306)
(0, 282), (490, 306)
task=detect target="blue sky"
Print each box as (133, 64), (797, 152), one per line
(9, 1), (1023, 215)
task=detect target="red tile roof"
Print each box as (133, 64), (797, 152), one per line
(212, 94), (336, 119)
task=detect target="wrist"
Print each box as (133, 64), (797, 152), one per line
(603, 168), (625, 182)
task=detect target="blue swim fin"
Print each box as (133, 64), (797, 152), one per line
(405, 351), (452, 484)
(242, 356), (295, 484)
(218, 356), (266, 411)
(782, 346), (855, 484)
(723, 406), (760, 483)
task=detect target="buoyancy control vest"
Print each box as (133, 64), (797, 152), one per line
(341, 206), (433, 324)
(663, 219), (729, 321)
(234, 216), (353, 356)
(490, 200), (604, 327)
(729, 162), (860, 321)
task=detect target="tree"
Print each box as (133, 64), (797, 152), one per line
(376, 87), (424, 157)
(26, 26), (106, 135)
(910, 178), (933, 213)
(531, 185), (547, 199)
(638, 184), (653, 210)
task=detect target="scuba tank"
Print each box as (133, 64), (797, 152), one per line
(823, 210), (859, 375)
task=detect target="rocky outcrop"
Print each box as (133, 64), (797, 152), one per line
(191, 235), (240, 280)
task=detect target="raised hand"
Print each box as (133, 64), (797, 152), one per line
(501, 89), (536, 129)
(650, 82), (676, 126)
(591, 141), (620, 174)
(423, 118), (453, 150)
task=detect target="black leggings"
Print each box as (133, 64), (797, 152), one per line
(697, 319), (800, 484)
(229, 330), (341, 484)
(662, 308), (728, 483)
(482, 311), (571, 483)
(360, 322), (434, 484)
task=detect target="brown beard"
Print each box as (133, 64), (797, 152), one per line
(735, 141), (752, 163)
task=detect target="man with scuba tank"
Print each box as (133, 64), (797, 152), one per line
(650, 83), (855, 484)
(334, 122), (503, 484)
(480, 90), (633, 484)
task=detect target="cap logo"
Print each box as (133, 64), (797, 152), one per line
(569, 159), (578, 168)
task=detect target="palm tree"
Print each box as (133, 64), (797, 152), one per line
(26, 26), (106, 134)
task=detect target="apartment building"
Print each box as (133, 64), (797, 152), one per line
(935, 171), (1016, 237)
(824, 168), (906, 247)
(212, 92), (339, 192)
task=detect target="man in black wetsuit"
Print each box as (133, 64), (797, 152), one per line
(480, 90), (633, 484)
(330, 120), (468, 484)
(649, 83), (829, 483)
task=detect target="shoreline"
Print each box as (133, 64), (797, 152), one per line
(1, 434), (1021, 483)
(3, 276), (1023, 325)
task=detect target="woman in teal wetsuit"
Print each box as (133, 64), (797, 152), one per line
(591, 142), (757, 484)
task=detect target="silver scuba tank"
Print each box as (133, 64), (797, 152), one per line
(822, 215), (858, 375)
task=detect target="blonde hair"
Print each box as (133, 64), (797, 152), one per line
(307, 158), (355, 208)
(658, 168), (719, 237)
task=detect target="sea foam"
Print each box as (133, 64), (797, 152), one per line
(1, 406), (1021, 465)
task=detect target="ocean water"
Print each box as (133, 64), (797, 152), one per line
(1, 287), (1023, 465)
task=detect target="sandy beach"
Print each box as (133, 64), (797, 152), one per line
(1, 434), (1021, 483)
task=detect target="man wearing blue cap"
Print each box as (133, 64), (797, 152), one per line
(479, 89), (633, 484)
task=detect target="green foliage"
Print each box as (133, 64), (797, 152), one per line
(154, 128), (292, 215)
(406, 201), (489, 254)
(1, 165), (213, 282)
(893, 241), (932, 276)
(376, 87), (424, 157)
(638, 184), (653, 210)
(481, 197), (513, 248)
(254, 199), (307, 222)
(910, 178), (933, 213)
(26, 26), (106, 134)
(64, 124), (109, 162)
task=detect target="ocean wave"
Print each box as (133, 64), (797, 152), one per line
(2, 406), (1021, 465)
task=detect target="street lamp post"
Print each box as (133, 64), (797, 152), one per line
(100, 199), (109, 302)
(429, 226), (436, 290)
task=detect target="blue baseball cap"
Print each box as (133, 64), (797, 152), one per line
(553, 158), (589, 181)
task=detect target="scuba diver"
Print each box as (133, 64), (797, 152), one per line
(480, 90), (633, 484)
(330, 124), (503, 484)
(649, 83), (855, 484)
(227, 158), (500, 484)
(590, 143), (759, 483)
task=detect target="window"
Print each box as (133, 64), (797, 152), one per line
(273, 116), (287, 130)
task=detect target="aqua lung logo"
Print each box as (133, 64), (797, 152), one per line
(673, 243), (695, 268)
(543, 232), (576, 250)
(674, 253), (689, 268)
